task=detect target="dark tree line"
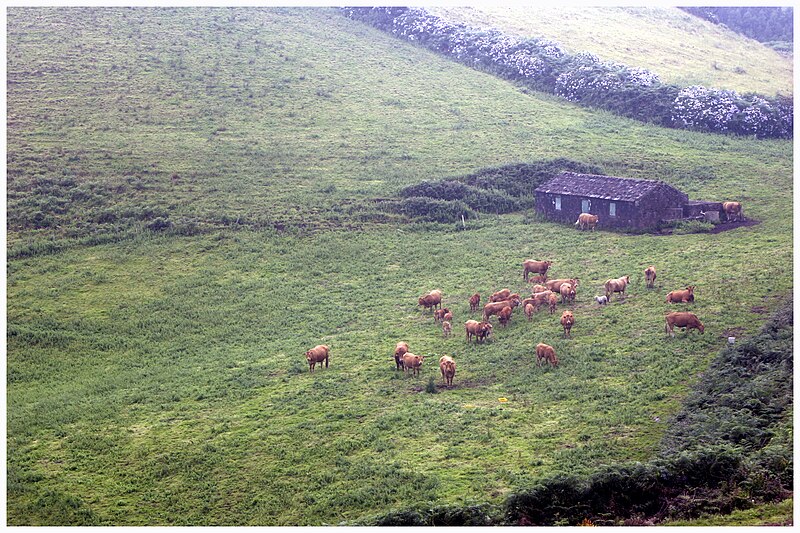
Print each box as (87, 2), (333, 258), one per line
(680, 7), (793, 44)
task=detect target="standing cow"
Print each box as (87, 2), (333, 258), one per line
(665, 312), (705, 337)
(644, 266), (657, 289)
(394, 341), (410, 370)
(604, 275), (630, 301)
(523, 260), (552, 282)
(722, 201), (743, 222)
(561, 311), (575, 338)
(536, 343), (559, 367)
(305, 344), (330, 373)
(575, 213), (598, 231)
(439, 355), (456, 387)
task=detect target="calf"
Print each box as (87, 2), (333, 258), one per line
(594, 295), (608, 305)
(524, 303), (534, 321)
(498, 306), (513, 328)
(522, 291), (553, 313)
(433, 308), (447, 323)
(523, 260), (552, 281)
(442, 320), (452, 338)
(443, 311), (453, 323)
(439, 355), (456, 387)
(528, 274), (547, 284)
(545, 278), (579, 292)
(561, 310), (575, 338)
(666, 286), (695, 304)
(604, 275), (630, 300)
(477, 321), (493, 342)
(575, 213), (598, 231)
(469, 293), (480, 312)
(466, 320), (493, 343)
(536, 343), (559, 367)
(665, 312), (704, 337)
(532, 284), (548, 294)
(305, 344), (330, 373)
(402, 352), (425, 376)
(483, 297), (521, 321)
(548, 292), (558, 314)
(644, 266), (657, 289)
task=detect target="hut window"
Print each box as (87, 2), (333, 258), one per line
(555, 196), (561, 210)
(609, 202), (616, 217)
(581, 199), (590, 213)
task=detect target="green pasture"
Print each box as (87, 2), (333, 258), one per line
(6, 7), (793, 525)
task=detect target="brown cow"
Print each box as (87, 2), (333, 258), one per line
(523, 260), (552, 281)
(469, 293), (481, 312)
(433, 308), (448, 323)
(665, 312), (705, 337)
(442, 320), (452, 338)
(490, 288), (512, 303)
(522, 291), (553, 313)
(443, 311), (453, 323)
(644, 266), (657, 289)
(528, 274), (548, 284)
(477, 321), (493, 342)
(536, 343), (559, 367)
(305, 344), (330, 373)
(575, 213), (598, 230)
(722, 201), (743, 222)
(532, 284), (548, 294)
(524, 303), (534, 321)
(604, 275), (630, 300)
(483, 297), (521, 321)
(561, 310), (575, 338)
(560, 282), (576, 304)
(545, 278), (579, 292)
(439, 355), (456, 387)
(498, 306), (513, 328)
(402, 352), (425, 375)
(667, 286), (695, 304)
(548, 292), (558, 314)
(418, 290), (443, 312)
(394, 341), (410, 370)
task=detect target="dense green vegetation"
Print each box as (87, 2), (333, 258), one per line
(6, 7), (793, 525)
(681, 7), (793, 47)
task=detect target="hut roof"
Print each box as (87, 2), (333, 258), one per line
(535, 172), (684, 202)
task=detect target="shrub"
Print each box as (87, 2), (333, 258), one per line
(393, 197), (475, 223)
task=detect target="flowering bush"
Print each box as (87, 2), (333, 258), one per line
(343, 7), (792, 139)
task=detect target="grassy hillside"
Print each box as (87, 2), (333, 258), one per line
(6, 7), (793, 525)
(428, 6), (793, 96)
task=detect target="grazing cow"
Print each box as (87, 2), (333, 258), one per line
(536, 343), (559, 367)
(418, 290), (443, 312)
(482, 297), (521, 321)
(469, 293), (480, 312)
(439, 355), (456, 387)
(490, 288), (512, 303)
(561, 311), (575, 338)
(545, 278), (580, 292)
(644, 266), (657, 289)
(575, 213), (599, 231)
(442, 320), (452, 338)
(548, 292), (558, 314)
(722, 201), (743, 222)
(466, 320), (493, 343)
(394, 342), (410, 370)
(524, 303), (534, 321)
(532, 284), (548, 294)
(666, 286), (695, 304)
(305, 344), (330, 373)
(523, 260), (553, 281)
(498, 306), (513, 328)
(594, 295), (608, 305)
(665, 312), (704, 337)
(402, 353), (425, 376)
(528, 274), (548, 284)
(560, 282), (576, 304)
(604, 275), (630, 300)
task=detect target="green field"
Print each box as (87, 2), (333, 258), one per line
(6, 7), (793, 525)
(429, 6), (793, 96)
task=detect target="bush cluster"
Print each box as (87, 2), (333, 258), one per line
(342, 7), (792, 138)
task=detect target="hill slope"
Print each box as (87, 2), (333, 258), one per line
(6, 7), (793, 526)
(428, 6), (793, 96)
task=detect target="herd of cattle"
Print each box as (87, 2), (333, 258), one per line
(305, 258), (706, 387)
